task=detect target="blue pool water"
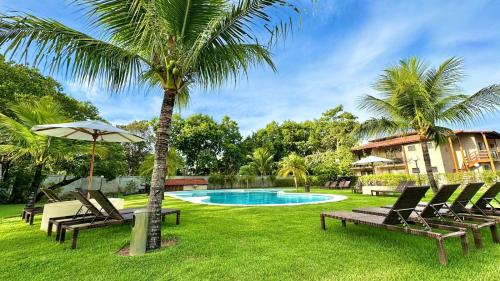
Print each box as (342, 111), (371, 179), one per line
(166, 189), (346, 206)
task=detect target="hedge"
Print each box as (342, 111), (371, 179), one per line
(359, 171), (499, 187)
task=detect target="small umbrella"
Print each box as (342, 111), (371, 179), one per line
(32, 120), (144, 190)
(353, 155), (394, 165)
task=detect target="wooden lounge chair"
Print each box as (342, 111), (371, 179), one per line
(40, 188), (62, 203)
(323, 181), (332, 189)
(337, 180), (345, 189)
(338, 180), (351, 189)
(470, 182), (500, 216)
(371, 180), (415, 196)
(321, 186), (469, 265)
(58, 190), (180, 249)
(48, 191), (108, 240)
(351, 181), (362, 194)
(328, 181), (338, 190)
(21, 207), (44, 225)
(353, 184), (499, 249)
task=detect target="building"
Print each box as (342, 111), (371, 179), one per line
(352, 130), (500, 175)
(164, 178), (208, 191)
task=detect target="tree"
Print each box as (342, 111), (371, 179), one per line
(0, 97), (76, 205)
(0, 0), (299, 250)
(277, 153), (308, 192)
(139, 148), (185, 182)
(172, 114), (244, 175)
(358, 57), (500, 193)
(0, 55), (99, 120)
(248, 147), (274, 177)
(119, 120), (155, 175)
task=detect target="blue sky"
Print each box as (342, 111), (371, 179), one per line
(1, 0), (499, 136)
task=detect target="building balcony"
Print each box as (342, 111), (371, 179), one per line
(465, 150), (500, 168)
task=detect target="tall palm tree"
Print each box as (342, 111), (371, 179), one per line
(0, 97), (71, 206)
(248, 147), (274, 176)
(358, 57), (500, 193)
(0, 0), (299, 249)
(277, 152), (308, 192)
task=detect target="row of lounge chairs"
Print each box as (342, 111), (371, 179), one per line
(321, 182), (499, 265)
(323, 180), (351, 189)
(24, 188), (180, 249)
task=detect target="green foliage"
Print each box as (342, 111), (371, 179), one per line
(172, 114), (244, 175)
(119, 120), (155, 175)
(245, 106), (359, 161)
(305, 147), (355, 184)
(358, 174), (426, 186)
(0, 55), (99, 120)
(273, 177), (306, 187)
(139, 148), (185, 181)
(208, 174), (237, 188)
(277, 153), (308, 191)
(248, 147), (274, 176)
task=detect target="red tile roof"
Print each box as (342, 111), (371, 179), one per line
(352, 130), (499, 151)
(165, 178), (208, 186)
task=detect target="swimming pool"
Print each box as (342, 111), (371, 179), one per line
(165, 189), (346, 206)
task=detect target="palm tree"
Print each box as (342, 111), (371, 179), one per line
(248, 147), (274, 177)
(0, 97), (71, 206)
(358, 57), (500, 193)
(277, 153), (308, 192)
(139, 148), (185, 181)
(0, 0), (298, 249)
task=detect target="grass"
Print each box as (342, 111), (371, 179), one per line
(0, 188), (498, 281)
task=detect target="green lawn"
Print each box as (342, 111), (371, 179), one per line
(0, 188), (498, 281)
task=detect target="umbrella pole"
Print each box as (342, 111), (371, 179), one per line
(88, 135), (97, 193)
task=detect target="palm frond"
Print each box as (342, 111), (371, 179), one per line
(357, 117), (408, 139)
(438, 84), (500, 126)
(425, 57), (464, 98)
(184, 0), (298, 87)
(0, 13), (146, 91)
(357, 95), (399, 118)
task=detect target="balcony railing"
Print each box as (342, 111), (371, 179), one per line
(465, 150), (500, 168)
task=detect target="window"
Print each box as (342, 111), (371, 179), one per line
(408, 145), (416, 151)
(478, 141), (485, 151)
(431, 167), (438, 173)
(411, 168), (420, 173)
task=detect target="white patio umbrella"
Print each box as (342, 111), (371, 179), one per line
(353, 155), (394, 165)
(31, 120), (144, 190)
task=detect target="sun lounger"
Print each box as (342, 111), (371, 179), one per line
(21, 207), (44, 225)
(321, 186), (469, 265)
(328, 181), (338, 189)
(371, 180), (415, 196)
(53, 190), (180, 249)
(40, 188), (62, 203)
(323, 181), (332, 189)
(470, 182), (500, 216)
(354, 184), (499, 249)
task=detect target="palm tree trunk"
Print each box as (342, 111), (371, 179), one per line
(294, 176), (298, 192)
(25, 164), (44, 208)
(420, 140), (438, 193)
(146, 88), (176, 251)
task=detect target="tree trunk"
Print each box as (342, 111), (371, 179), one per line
(294, 176), (298, 192)
(146, 89), (176, 251)
(420, 140), (438, 193)
(25, 164), (44, 208)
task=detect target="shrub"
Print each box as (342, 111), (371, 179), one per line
(358, 174), (426, 186)
(273, 177), (306, 187)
